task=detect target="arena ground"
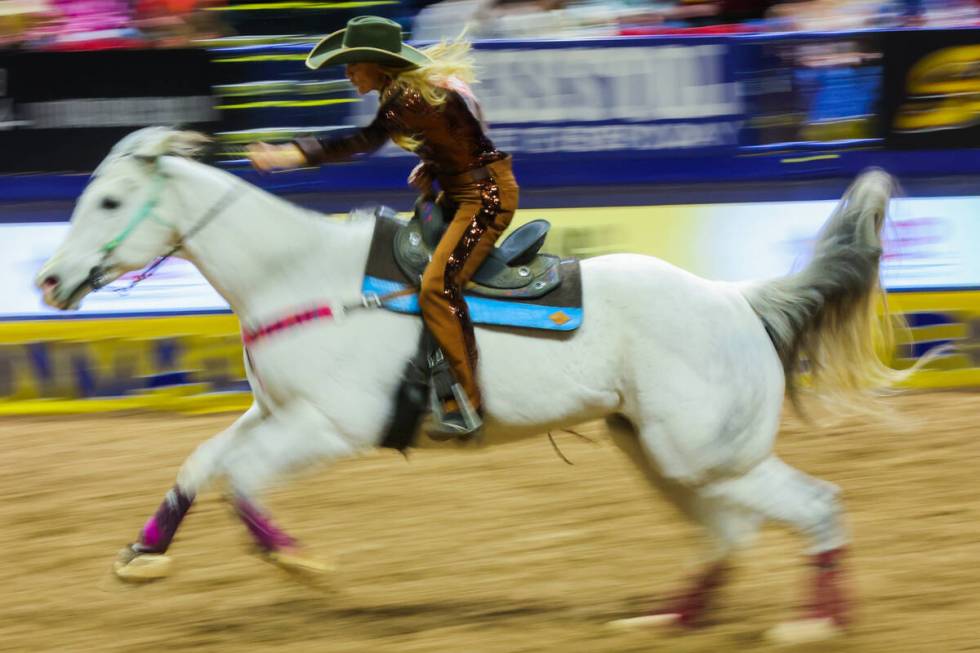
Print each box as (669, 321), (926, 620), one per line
(1, 393), (978, 652)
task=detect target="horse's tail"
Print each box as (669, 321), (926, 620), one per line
(742, 168), (907, 409)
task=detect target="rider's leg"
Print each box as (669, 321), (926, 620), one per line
(420, 164), (518, 434)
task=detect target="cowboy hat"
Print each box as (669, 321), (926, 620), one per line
(306, 16), (431, 70)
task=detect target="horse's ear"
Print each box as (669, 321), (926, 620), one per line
(167, 131), (213, 160)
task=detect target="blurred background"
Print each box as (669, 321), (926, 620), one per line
(4, 0), (979, 409)
(1, 2), (979, 652)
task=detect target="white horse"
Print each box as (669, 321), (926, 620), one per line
(37, 128), (901, 642)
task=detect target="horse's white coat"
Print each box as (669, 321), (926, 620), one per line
(38, 130), (890, 595)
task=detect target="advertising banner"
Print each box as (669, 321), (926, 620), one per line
(739, 32), (885, 145)
(345, 39), (745, 160)
(3, 196), (980, 408)
(0, 315), (251, 412)
(0, 222), (230, 319)
(882, 28), (980, 149)
(5, 195), (980, 319)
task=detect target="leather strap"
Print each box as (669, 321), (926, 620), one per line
(439, 165), (492, 187)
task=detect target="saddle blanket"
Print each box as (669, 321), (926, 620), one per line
(363, 216), (583, 332)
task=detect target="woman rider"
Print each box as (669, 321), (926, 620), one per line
(248, 16), (518, 438)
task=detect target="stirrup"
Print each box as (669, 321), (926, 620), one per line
(427, 382), (483, 441)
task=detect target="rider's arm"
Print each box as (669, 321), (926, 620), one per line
(293, 88), (415, 165)
(293, 116), (390, 166)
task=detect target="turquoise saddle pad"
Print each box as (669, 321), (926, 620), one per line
(362, 216), (583, 332)
(362, 275), (582, 331)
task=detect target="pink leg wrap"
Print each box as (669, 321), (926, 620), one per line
(808, 547), (850, 626)
(136, 486), (194, 554)
(654, 561), (729, 628)
(234, 497), (297, 552)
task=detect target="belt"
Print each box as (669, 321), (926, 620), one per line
(438, 155), (512, 187)
(439, 165), (493, 187)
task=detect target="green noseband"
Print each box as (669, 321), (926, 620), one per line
(101, 171), (171, 255)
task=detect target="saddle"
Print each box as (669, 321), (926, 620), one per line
(362, 202), (583, 332)
(389, 200), (561, 299)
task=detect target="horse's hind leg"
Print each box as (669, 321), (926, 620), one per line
(701, 455), (850, 642)
(607, 422), (763, 629)
(113, 405), (267, 581)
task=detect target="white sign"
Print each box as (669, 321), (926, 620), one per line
(0, 223), (229, 319)
(489, 122), (743, 153)
(3, 195), (977, 319)
(476, 46), (741, 124)
(701, 196), (980, 290)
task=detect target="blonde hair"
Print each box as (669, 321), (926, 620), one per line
(383, 39), (477, 107)
(380, 39), (477, 151)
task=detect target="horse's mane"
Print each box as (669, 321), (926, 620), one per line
(94, 127), (211, 177)
(95, 127), (376, 243)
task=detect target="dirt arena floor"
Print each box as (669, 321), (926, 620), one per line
(1, 393), (978, 653)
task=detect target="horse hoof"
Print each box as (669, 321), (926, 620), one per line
(606, 613), (682, 630)
(113, 550), (173, 582)
(766, 618), (843, 645)
(264, 550), (335, 576)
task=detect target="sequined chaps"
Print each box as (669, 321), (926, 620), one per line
(442, 179), (501, 370)
(419, 159), (518, 411)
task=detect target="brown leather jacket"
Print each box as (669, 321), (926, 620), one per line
(294, 83), (506, 178)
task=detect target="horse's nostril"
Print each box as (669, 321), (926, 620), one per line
(42, 275), (60, 291)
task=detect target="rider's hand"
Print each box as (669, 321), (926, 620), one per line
(408, 162), (434, 197)
(246, 142), (307, 172)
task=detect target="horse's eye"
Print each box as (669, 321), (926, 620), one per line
(101, 197), (120, 211)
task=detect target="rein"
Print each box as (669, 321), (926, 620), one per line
(69, 163), (415, 347)
(65, 170), (240, 305)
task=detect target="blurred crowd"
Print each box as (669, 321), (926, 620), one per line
(0, 0), (978, 50)
(414, 0), (980, 39)
(0, 0), (229, 49)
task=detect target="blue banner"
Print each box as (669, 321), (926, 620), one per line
(329, 38), (745, 163)
(736, 31), (885, 145)
(1, 28), (979, 191)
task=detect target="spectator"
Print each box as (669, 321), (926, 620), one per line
(48, 0), (131, 33)
(715, 0), (780, 22)
(766, 0), (885, 30)
(134, 0), (230, 46)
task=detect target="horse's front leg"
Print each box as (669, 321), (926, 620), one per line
(220, 399), (360, 575)
(113, 405), (267, 581)
(114, 400), (359, 581)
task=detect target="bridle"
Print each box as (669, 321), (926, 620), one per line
(63, 163), (239, 306)
(61, 161), (414, 346)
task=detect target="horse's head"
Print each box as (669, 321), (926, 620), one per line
(36, 127), (211, 310)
